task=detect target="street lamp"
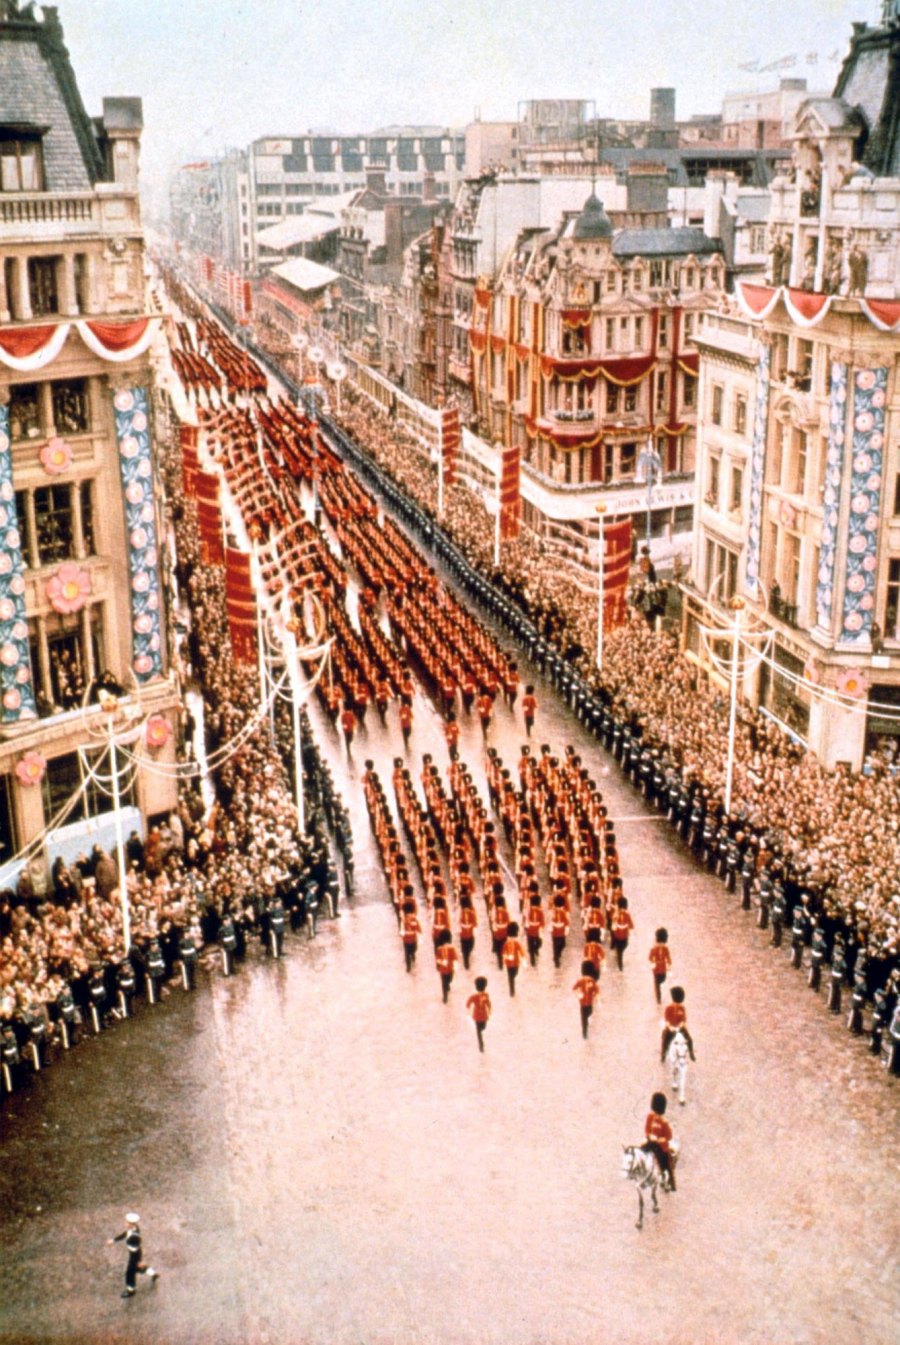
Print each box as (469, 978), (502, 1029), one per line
(696, 582), (773, 816)
(292, 328), (308, 383)
(595, 502), (608, 670)
(97, 689), (133, 953)
(636, 438), (663, 549)
(326, 359), (347, 417)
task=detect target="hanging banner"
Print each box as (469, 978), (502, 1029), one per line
(441, 407), (460, 488)
(196, 470), (224, 566)
(225, 546), (258, 665)
(113, 386), (164, 683)
(499, 443), (520, 541)
(603, 517), (632, 633)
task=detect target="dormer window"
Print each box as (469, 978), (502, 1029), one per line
(0, 127), (46, 192)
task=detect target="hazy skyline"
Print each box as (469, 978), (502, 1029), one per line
(52, 0), (879, 192)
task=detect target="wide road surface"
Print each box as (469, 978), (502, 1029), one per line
(1, 459), (897, 1345)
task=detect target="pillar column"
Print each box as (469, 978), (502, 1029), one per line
(58, 252), (78, 317)
(0, 260), (9, 324)
(13, 255), (31, 322)
(24, 491), (38, 570)
(38, 382), (54, 437)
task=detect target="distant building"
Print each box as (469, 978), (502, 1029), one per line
(721, 79), (831, 151)
(470, 191), (725, 571)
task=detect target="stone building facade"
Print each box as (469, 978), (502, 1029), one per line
(0, 1), (178, 878)
(685, 5), (900, 769)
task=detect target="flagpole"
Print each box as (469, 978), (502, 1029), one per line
(438, 411), (444, 518)
(494, 440), (501, 568)
(595, 503), (607, 670)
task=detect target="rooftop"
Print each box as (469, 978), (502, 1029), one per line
(612, 226), (722, 258)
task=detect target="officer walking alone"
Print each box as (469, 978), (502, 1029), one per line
(107, 1212), (158, 1298)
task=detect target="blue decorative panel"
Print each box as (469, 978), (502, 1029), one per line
(113, 387), (164, 681)
(743, 342), (770, 595)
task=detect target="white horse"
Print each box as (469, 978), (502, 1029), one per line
(622, 1139), (679, 1231)
(666, 1028), (690, 1105)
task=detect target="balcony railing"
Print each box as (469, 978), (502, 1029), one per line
(769, 590), (799, 629)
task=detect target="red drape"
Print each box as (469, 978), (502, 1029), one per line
(84, 318), (150, 352)
(0, 325), (57, 358)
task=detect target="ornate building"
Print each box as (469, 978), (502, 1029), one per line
(466, 191), (724, 569)
(0, 1), (178, 879)
(686, 3), (900, 769)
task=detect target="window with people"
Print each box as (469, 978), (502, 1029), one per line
(15, 479), (95, 569)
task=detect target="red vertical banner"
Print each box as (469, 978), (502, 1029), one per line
(603, 517), (632, 632)
(203, 256), (214, 284)
(225, 546), (258, 665)
(242, 279), (253, 318)
(180, 424), (199, 498)
(195, 470), (224, 566)
(499, 442), (520, 540)
(441, 406), (460, 488)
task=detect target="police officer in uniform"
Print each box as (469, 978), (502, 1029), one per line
(108, 1212), (158, 1297)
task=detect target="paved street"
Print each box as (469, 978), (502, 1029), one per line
(1, 500), (898, 1345)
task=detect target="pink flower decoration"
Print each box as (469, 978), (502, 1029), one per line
(133, 654), (153, 676)
(2, 688), (21, 711)
(835, 665), (867, 697)
(16, 750), (46, 787)
(0, 642), (19, 667)
(46, 562), (91, 614)
(39, 437), (73, 476)
(114, 390), (135, 413)
(119, 436), (139, 459)
(145, 715), (171, 750)
(855, 370), (876, 391)
(134, 613), (153, 635)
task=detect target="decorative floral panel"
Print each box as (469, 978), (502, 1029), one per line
(815, 362), (848, 630)
(0, 402), (36, 721)
(743, 342), (770, 595)
(839, 366), (887, 644)
(113, 387), (164, 682)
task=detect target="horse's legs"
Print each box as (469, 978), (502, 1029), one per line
(651, 1186), (660, 1214)
(636, 1187), (644, 1231)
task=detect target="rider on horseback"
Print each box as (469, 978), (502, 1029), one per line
(644, 1092), (676, 1192)
(661, 985), (696, 1063)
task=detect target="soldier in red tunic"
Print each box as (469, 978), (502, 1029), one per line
(501, 921), (525, 997)
(644, 1091), (676, 1191)
(661, 985), (696, 1062)
(573, 961), (601, 1038)
(649, 927), (672, 1004)
(521, 685), (537, 737)
(435, 930), (460, 1003)
(467, 976), (492, 1052)
(401, 900), (421, 973)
